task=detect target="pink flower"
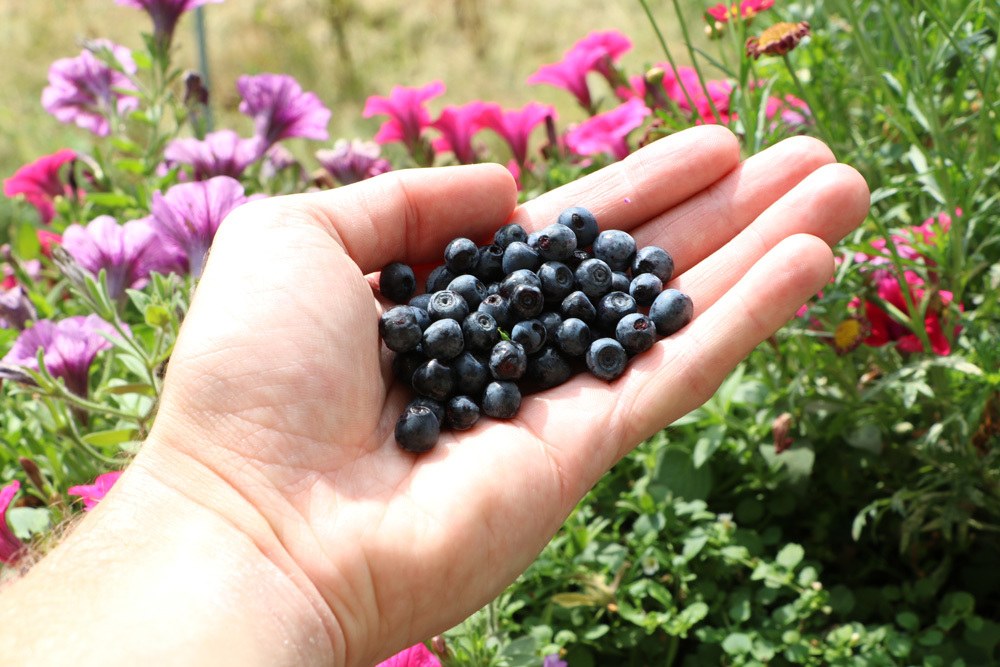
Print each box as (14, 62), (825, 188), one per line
(42, 40), (139, 137)
(571, 29), (633, 81)
(765, 94), (811, 129)
(431, 101), (492, 164)
(528, 30), (632, 112)
(3, 149), (77, 223)
(565, 98), (651, 160)
(116, 0), (223, 47)
(662, 65), (733, 123)
(479, 102), (556, 166)
(0, 481), (23, 564)
(858, 274), (955, 356)
(164, 130), (264, 180)
(706, 0), (774, 22)
(68, 471), (123, 511)
(364, 81), (446, 152)
(376, 643), (441, 667)
(237, 74), (331, 148)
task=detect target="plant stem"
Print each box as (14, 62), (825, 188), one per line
(670, 0), (724, 124)
(637, 0), (700, 119)
(780, 54), (833, 147)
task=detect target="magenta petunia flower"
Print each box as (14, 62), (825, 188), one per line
(3, 149), (78, 224)
(0, 286), (37, 331)
(565, 98), (651, 160)
(363, 81), (446, 151)
(316, 139), (392, 186)
(570, 29), (633, 81)
(430, 101), (492, 164)
(116, 0), (223, 47)
(2, 315), (122, 397)
(479, 102), (556, 166)
(150, 176), (248, 278)
(0, 480), (22, 564)
(68, 471), (123, 511)
(375, 644), (442, 667)
(237, 74), (331, 148)
(62, 215), (183, 299)
(528, 30), (632, 113)
(766, 94), (811, 129)
(656, 64), (734, 124)
(42, 40), (139, 137)
(164, 130), (264, 181)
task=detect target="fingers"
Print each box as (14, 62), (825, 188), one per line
(291, 163), (519, 274)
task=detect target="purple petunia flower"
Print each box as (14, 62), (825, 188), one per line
(237, 74), (331, 149)
(430, 101), (491, 165)
(41, 40), (140, 137)
(543, 655), (568, 667)
(150, 176), (248, 279)
(363, 81), (446, 152)
(315, 139), (392, 186)
(480, 102), (557, 166)
(0, 286), (37, 331)
(62, 215), (183, 299)
(0, 480), (22, 564)
(565, 98), (651, 160)
(164, 130), (264, 181)
(116, 0), (223, 47)
(2, 315), (122, 397)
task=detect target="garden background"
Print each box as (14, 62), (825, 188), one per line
(0, 0), (998, 665)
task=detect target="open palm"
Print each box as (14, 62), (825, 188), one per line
(135, 126), (868, 666)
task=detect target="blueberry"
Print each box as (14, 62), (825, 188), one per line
(422, 318), (465, 359)
(629, 273), (662, 307)
(611, 271), (631, 294)
(379, 305), (423, 352)
(510, 283), (545, 320)
(592, 230), (637, 272)
(426, 265), (456, 293)
(407, 397), (445, 425)
(575, 258), (614, 300)
(412, 359), (455, 400)
(475, 244), (506, 282)
(501, 241), (541, 274)
(525, 346), (572, 391)
(586, 338), (628, 381)
(565, 248), (591, 270)
(535, 224), (578, 262)
(555, 317), (593, 356)
(560, 290), (597, 323)
(452, 351), (491, 396)
(447, 274), (487, 310)
(393, 349), (428, 383)
(615, 313), (656, 356)
(500, 268), (542, 298)
(462, 311), (500, 352)
(649, 289), (694, 336)
(597, 291), (638, 331)
(511, 319), (547, 354)
(408, 292), (432, 311)
(395, 404), (440, 453)
(494, 223), (528, 249)
(557, 206), (599, 247)
(538, 311), (564, 340)
(482, 381), (522, 419)
(445, 395), (481, 430)
(427, 290), (470, 322)
(477, 293), (511, 329)
(408, 304), (431, 331)
(632, 245), (675, 283)
(538, 261), (576, 301)
(444, 237), (479, 273)
(489, 340), (528, 380)
(379, 262), (416, 304)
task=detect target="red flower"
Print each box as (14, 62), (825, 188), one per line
(3, 149), (77, 223)
(858, 273), (955, 356)
(706, 0), (774, 22)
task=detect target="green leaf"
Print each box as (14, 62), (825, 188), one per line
(729, 590), (752, 623)
(14, 223), (41, 259)
(722, 632), (752, 655)
(775, 543), (804, 570)
(682, 532), (709, 561)
(905, 92), (932, 133)
(83, 428), (137, 447)
(144, 304), (171, 328)
(84, 192), (138, 209)
(896, 611), (920, 631)
(692, 424), (725, 468)
(7, 506), (51, 540)
(652, 448), (712, 501)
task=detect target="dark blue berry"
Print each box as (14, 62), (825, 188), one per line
(510, 284), (545, 320)
(446, 395), (481, 430)
(393, 349), (428, 383)
(525, 346), (572, 391)
(462, 311), (500, 352)
(500, 269), (542, 298)
(395, 405), (440, 453)
(611, 271), (630, 294)
(426, 265), (456, 293)
(557, 206), (599, 247)
(422, 318), (465, 359)
(565, 248), (591, 270)
(632, 246), (675, 283)
(538, 261), (575, 301)
(501, 241), (541, 274)
(447, 274), (487, 310)
(494, 223), (528, 249)
(452, 352), (491, 396)
(649, 289), (694, 336)
(482, 381), (521, 419)
(615, 313), (656, 356)
(408, 305), (431, 331)
(597, 291), (638, 331)
(477, 294), (511, 329)
(593, 230), (637, 272)
(538, 311), (564, 340)
(408, 293), (432, 311)
(629, 273), (662, 307)
(489, 340), (528, 380)
(560, 290), (597, 323)
(379, 305), (422, 352)
(379, 262), (416, 304)
(586, 338), (628, 381)
(412, 359), (455, 400)
(427, 290), (470, 322)
(575, 258), (614, 300)
(535, 224), (578, 262)
(444, 237), (478, 273)
(555, 317), (593, 357)
(511, 319), (547, 355)
(407, 397), (445, 425)
(475, 244), (506, 282)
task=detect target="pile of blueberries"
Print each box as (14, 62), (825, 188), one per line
(378, 206), (693, 453)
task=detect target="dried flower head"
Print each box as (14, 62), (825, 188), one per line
(746, 21), (811, 59)
(832, 317), (868, 354)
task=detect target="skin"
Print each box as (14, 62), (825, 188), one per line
(0, 126), (869, 666)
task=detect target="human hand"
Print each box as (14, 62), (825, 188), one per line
(121, 125), (867, 665)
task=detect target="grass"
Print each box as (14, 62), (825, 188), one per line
(0, 0), (702, 177)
